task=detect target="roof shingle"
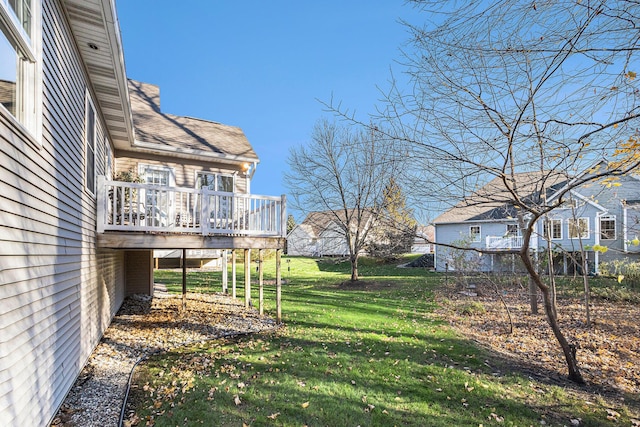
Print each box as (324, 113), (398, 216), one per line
(128, 79), (258, 161)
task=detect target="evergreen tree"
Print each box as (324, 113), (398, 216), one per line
(368, 178), (417, 259)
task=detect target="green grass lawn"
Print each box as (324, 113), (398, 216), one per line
(129, 256), (634, 426)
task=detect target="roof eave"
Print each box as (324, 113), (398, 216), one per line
(100, 0), (136, 149)
(132, 139), (260, 165)
(62, 0), (136, 150)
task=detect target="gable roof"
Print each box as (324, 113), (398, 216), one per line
(433, 171), (568, 224)
(127, 80), (258, 164)
(296, 210), (375, 238)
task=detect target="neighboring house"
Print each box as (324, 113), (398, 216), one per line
(433, 166), (640, 273)
(0, 2), (285, 425)
(412, 225), (435, 254)
(287, 210), (374, 257)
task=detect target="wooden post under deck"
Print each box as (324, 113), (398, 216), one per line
(222, 250), (228, 294)
(258, 249), (264, 315)
(244, 249), (251, 308)
(231, 249), (237, 299)
(276, 249), (282, 323)
(182, 249), (187, 310)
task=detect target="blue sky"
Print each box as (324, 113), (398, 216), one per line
(116, 1), (416, 203)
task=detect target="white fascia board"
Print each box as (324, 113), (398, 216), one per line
(433, 218), (519, 226)
(132, 139), (260, 165)
(566, 190), (608, 212)
(100, 0), (136, 146)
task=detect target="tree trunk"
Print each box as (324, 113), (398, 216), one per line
(520, 248), (585, 384)
(350, 254), (359, 281)
(540, 285), (585, 384)
(528, 276), (538, 314)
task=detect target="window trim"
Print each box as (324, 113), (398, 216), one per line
(105, 137), (113, 179)
(599, 215), (616, 240)
(568, 217), (589, 239)
(506, 224), (519, 236)
(543, 218), (563, 240)
(0, 0), (41, 144)
(138, 163), (175, 187)
(0, 0), (35, 60)
(195, 171), (236, 192)
(469, 225), (481, 242)
(84, 94), (97, 195)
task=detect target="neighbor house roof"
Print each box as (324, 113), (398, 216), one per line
(297, 209), (375, 237)
(433, 171), (568, 224)
(127, 80), (258, 164)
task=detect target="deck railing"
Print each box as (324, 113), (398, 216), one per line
(485, 235), (524, 250)
(96, 176), (286, 237)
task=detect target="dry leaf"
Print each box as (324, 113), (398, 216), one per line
(267, 412), (280, 420)
(234, 395), (242, 406)
(301, 401), (310, 408)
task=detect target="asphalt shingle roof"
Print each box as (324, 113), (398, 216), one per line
(128, 80), (258, 161)
(433, 171), (568, 224)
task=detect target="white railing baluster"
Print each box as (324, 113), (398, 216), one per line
(98, 176), (283, 236)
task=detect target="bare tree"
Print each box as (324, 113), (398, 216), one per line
(367, 0), (640, 384)
(285, 119), (403, 281)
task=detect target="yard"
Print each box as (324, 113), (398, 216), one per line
(123, 256), (640, 426)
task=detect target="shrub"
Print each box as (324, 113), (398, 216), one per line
(460, 301), (486, 316)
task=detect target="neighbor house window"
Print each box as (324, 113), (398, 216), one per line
(0, 0), (40, 136)
(85, 97), (96, 194)
(600, 216), (615, 240)
(568, 217), (589, 239)
(196, 172), (234, 192)
(469, 225), (481, 242)
(506, 224), (519, 236)
(543, 219), (562, 240)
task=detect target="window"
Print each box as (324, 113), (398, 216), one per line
(139, 165), (174, 226)
(85, 98), (96, 194)
(196, 172), (235, 192)
(144, 166), (170, 186)
(543, 219), (562, 240)
(7, 0), (31, 35)
(506, 224), (519, 236)
(600, 216), (615, 240)
(0, 0), (39, 135)
(568, 217), (589, 239)
(105, 139), (112, 179)
(469, 225), (481, 242)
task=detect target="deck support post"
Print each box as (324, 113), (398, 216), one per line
(258, 249), (264, 315)
(222, 249), (228, 294)
(244, 249), (251, 308)
(231, 249), (237, 299)
(182, 249), (187, 310)
(276, 249), (282, 324)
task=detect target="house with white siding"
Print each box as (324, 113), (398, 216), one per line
(433, 167), (640, 273)
(287, 210), (375, 257)
(0, 1), (285, 425)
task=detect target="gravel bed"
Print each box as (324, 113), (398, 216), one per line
(50, 289), (278, 427)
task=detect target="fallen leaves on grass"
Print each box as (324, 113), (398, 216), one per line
(436, 280), (640, 395)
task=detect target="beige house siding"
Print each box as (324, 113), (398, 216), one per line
(0, 1), (126, 425)
(115, 150), (249, 193)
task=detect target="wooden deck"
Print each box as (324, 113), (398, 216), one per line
(96, 176), (286, 249)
